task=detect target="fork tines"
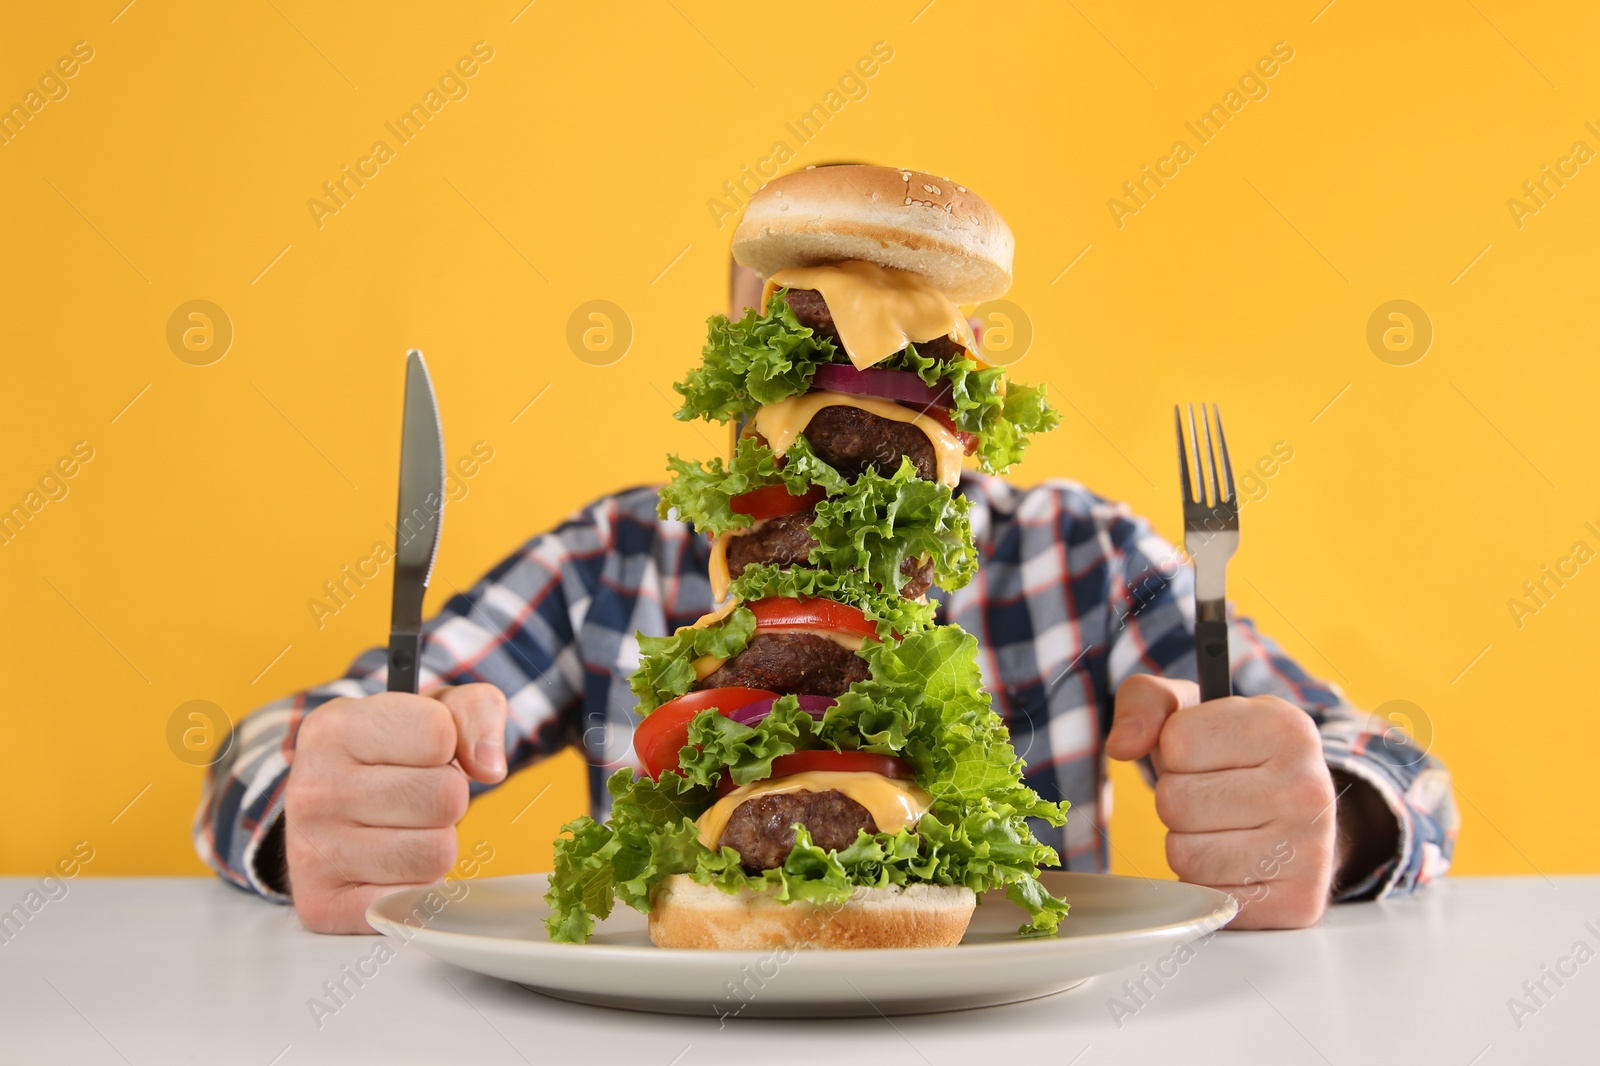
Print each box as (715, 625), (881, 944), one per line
(1176, 403), (1239, 703)
(1175, 403), (1237, 515)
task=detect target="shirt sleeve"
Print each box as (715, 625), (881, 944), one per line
(193, 498), (621, 902)
(1101, 506), (1458, 900)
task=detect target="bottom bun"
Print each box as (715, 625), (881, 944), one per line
(647, 875), (977, 950)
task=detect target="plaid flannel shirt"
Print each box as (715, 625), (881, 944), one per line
(196, 475), (1457, 903)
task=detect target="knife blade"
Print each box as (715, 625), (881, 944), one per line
(387, 349), (445, 693)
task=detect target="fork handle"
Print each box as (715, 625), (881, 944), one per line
(387, 630), (421, 694)
(1195, 619), (1233, 702)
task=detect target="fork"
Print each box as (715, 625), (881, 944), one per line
(1176, 404), (1239, 702)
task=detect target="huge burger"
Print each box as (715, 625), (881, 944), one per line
(545, 164), (1067, 950)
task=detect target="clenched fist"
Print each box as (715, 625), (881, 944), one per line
(1106, 675), (1337, 929)
(283, 684), (509, 933)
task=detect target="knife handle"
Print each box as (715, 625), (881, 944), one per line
(1195, 619), (1232, 703)
(388, 630), (421, 694)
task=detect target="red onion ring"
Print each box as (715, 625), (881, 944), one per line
(811, 364), (953, 412)
(725, 695), (836, 727)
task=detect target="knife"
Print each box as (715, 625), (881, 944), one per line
(387, 350), (445, 694)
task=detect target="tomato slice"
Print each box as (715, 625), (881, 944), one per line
(748, 596), (877, 639)
(715, 750), (915, 796)
(927, 409), (980, 455)
(634, 687), (777, 779)
(730, 483), (826, 520)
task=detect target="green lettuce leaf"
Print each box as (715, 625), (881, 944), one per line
(897, 346), (1061, 472)
(627, 605), (756, 713)
(657, 434), (848, 538)
(631, 624), (1064, 812)
(547, 624), (1071, 943)
(818, 626), (1062, 810)
(809, 461), (976, 593)
(659, 440), (780, 537)
(543, 814), (619, 944)
(660, 438), (976, 594)
(544, 769), (712, 942)
(899, 345), (1004, 436)
(975, 382), (1061, 473)
(546, 793), (1070, 942)
(672, 289), (1060, 474)
(679, 696), (816, 786)
(675, 291), (835, 423)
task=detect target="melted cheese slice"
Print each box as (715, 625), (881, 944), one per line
(679, 600), (741, 680)
(708, 531), (734, 602)
(763, 262), (978, 370)
(695, 771), (933, 850)
(753, 391), (966, 488)
(681, 599), (739, 632)
(692, 654), (727, 680)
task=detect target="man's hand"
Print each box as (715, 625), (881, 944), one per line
(1105, 674), (1337, 929)
(283, 684), (509, 933)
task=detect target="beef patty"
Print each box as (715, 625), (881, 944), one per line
(726, 511), (816, 573)
(785, 287), (966, 363)
(725, 510), (935, 597)
(719, 788), (878, 871)
(699, 632), (868, 696)
(803, 405), (938, 482)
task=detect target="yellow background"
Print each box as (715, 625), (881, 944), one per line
(2, 1), (1595, 883)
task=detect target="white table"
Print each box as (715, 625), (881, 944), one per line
(0, 876), (1593, 1064)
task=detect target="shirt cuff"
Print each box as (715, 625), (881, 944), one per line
(242, 772), (292, 904)
(1325, 753), (1414, 901)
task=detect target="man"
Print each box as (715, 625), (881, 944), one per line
(196, 260), (1456, 935)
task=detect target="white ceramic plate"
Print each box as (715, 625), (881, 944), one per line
(368, 871), (1235, 1017)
